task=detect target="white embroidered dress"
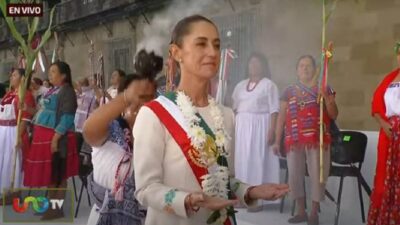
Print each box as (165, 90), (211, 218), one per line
(232, 78), (280, 201)
(0, 95), (23, 194)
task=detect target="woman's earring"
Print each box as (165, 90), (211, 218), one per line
(179, 58), (183, 63)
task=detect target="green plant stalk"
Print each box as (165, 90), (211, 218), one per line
(0, 1), (55, 191)
(319, 0), (326, 183)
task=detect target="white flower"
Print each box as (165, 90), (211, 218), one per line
(215, 132), (226, 148)
(188, 126), (206, 149)
(201, 174), (218, 197)
(215, 166), (229, 198)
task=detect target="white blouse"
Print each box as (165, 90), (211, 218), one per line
(384, 82), (400, 117)
(91, 141), (131, 190)
(91, 119), (133, 190)
(232, 78), (279, 114)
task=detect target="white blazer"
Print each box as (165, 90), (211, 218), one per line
(133, 101), (257, 225)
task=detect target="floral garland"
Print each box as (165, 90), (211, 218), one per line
(175, 91), (231, 224)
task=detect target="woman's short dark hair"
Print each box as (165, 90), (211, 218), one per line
(13, 68), (33, 89)
(246, 52), (272, 79)
(14, 68), (25, 77)
(114, 69), (126, 78)
(32, 77), (43, 86)
(296, 55), (316, 70)
(51, 61), (72, 85)
(170, 14), (217, 47)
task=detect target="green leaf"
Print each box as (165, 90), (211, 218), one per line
(24, 17), (31, 35)
(325, 0), (339, 22)
(207, 210), (221, 224)
(232, 182), (240, 193)
(217, 155), (228, 167)
(34, 6), (56, 53)
(227, 206), (237, 215)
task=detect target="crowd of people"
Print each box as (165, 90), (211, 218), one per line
(0, 14), (399, 225)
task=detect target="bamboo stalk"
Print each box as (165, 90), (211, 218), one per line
(320, 0), (326, 183)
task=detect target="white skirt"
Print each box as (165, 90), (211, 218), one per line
(234, 112), (280, 203)
(0, 125), (23, 194)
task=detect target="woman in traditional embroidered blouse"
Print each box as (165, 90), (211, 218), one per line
(24, 61), (79, 220)
(133, 15), (289, 225)
(83, 73), (156, 225)
(367, 43), (400, 225)
(0, 68), (35, 202)
(273, 55), (338, 225)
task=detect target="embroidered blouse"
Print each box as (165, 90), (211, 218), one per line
(92, 117), (133, 191)
(384, 82), (400, 117)
(0, 90), (35, 123)
(34, 85), (77, 134)
(281, 84), (334, 151)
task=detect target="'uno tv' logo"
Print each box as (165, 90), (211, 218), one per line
(12, 196), (64, 213)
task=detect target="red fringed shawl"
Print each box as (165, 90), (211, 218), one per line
(283, 84), (332, 152)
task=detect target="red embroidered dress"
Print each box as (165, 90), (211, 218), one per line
(281, 84), (332, 152)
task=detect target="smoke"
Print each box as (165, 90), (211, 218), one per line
(136, 0), (216, 56)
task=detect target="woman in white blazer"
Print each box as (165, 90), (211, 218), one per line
(133, 15), (290, 225)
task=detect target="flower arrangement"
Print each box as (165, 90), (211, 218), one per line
(175, 91), (233, 224)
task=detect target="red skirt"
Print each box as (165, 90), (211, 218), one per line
(24, 125), (79, 187)
(368, 116), (400, 225)
(21, 131), (30, 171)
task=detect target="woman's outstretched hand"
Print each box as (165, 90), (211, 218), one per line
(186, 192), (238, 211)
(248, 183), (289, 201)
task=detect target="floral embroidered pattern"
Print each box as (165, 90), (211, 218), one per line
(108, 117), (133, 201)
(163, 189), (177, 214)
(108, 119), (131, 153)
(367, 116), (400, 225)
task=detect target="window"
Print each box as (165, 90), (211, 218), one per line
(114, 48), (130, 73)
(211, 8), (260, 105)
(108, 38), (134, 87)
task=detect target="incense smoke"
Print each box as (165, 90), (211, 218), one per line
(136, 0), (216, 56)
